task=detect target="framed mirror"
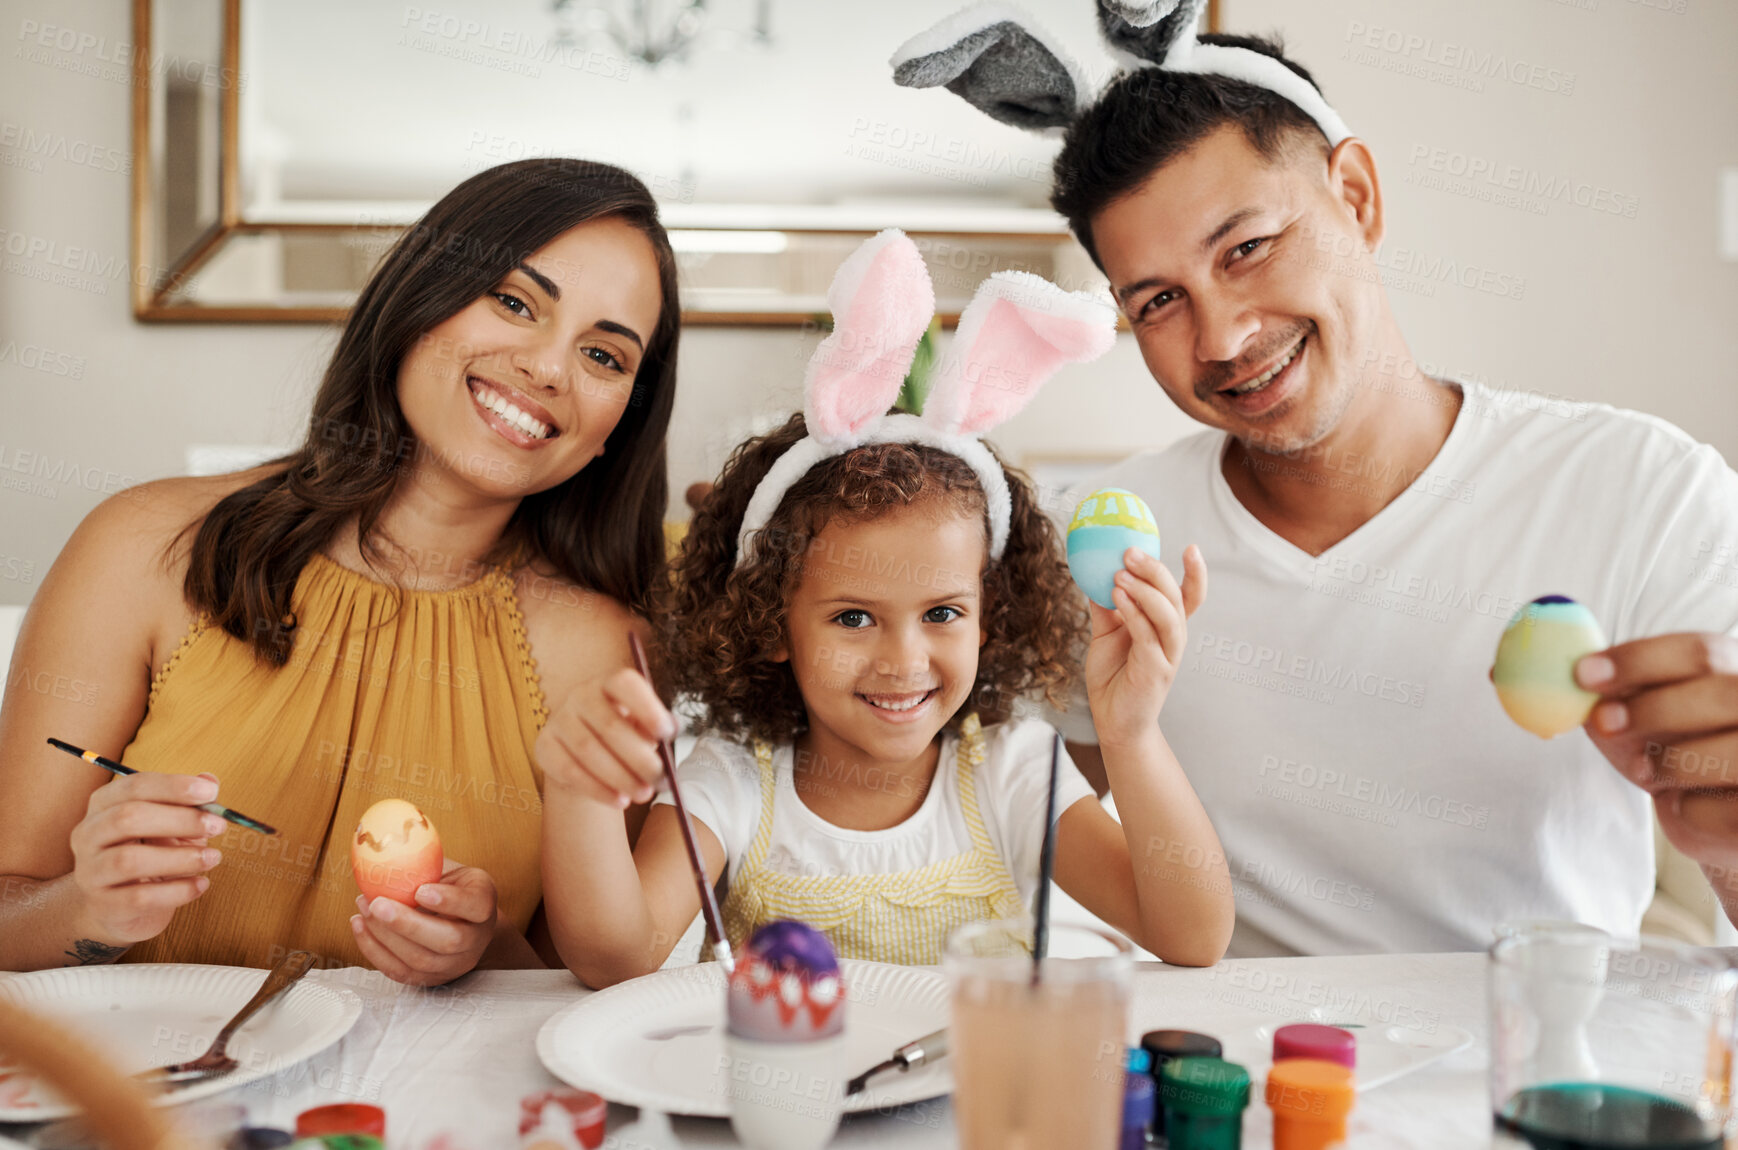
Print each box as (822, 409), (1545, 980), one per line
(132, 0), (1218, 324)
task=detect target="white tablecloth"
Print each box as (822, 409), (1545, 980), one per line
(15, 950), (1489, 1149)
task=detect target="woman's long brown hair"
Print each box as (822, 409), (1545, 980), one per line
(182, 159), (680, 664)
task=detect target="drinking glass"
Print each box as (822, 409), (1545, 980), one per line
(945, 918), (1132, 1150)
(1490, 925), (1738, 1149)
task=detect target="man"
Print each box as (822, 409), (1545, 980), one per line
(1041, 33), (1738, 956)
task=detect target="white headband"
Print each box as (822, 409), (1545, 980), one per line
(1161, 42), (1351, 148)
(733, 230), (1117, 568)
(892, 0), (1352, 148)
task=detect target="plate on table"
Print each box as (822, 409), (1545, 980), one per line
(0, 964), (363, 1121)
(1245, 1012), (1475, 1090)
(537, 960), (951, 1117)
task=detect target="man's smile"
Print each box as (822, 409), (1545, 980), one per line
(1221, 336), (1304, 398)
(1209, 331), (1310, 418)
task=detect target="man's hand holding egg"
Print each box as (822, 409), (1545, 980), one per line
(1575, 631), (1738, 919)
(349, 798), (500, 986)
(1488, 600), (1738, 924)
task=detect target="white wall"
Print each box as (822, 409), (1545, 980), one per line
(1233, 0), (1738, 455)
(2, 0), (1734, 609)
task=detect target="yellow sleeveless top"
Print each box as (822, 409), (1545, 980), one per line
(120, 552), (548, 970)
(719, 715), (1027, 966)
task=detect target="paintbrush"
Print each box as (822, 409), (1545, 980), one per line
(627, 632), (735, 975)
(47, 738), (276, 835)
(1031, 731), (1062, 986)
(845, 1027), (949, 1096)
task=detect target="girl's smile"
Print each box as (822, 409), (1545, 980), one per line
(858, 686), (941, 720)
(856, 685), (946, 731)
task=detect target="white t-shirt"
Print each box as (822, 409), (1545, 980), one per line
(1052, 380), (1738, 957)
(654, 718), (1097, 911)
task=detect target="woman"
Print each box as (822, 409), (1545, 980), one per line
(0, 158), (679, 984)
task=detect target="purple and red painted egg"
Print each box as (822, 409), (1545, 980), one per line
(726, 920), (845, 1043)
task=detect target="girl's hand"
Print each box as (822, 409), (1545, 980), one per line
(1084, 545), (1207, 747)
(351, 858), (498, 986)
(66, 770), (226, 949)
(535, 667), (673, 809)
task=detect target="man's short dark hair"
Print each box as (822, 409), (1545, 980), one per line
(1051, 34), (1331, 268)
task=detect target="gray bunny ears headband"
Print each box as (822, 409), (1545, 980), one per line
(891, 0), (1350, 146)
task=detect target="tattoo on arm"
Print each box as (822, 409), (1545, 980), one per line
(63, 938), (127, 966)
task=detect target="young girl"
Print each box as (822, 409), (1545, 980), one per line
(539, 232), (1233, 983)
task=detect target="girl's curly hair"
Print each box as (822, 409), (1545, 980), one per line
(665, 412), (1089, 745)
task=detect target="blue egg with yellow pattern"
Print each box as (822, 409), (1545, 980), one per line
(1491, 594), (1608, 739)
(1067, 487), (1162, 610)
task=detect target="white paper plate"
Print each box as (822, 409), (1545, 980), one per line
(0, 964), (363, 1121)
(537, 960), (951, 1117)
(1245, 1015), (1475, 1091)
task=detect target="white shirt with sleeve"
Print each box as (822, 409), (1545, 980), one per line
(1052, 380), (1738, 957)
(653, 717), (1098, 912)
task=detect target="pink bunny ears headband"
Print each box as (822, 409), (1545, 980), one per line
(735, 230), (1117, 568)
(890, 0), (1350, 147)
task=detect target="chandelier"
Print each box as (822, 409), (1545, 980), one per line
(551, 0), (774, 68)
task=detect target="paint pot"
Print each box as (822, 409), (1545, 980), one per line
(295, 1103), (385, 1139)
(1272, 1024), (1355, 1070)
(517, 1089), (606, 1149)
(1266, 1059), (1355, 1150)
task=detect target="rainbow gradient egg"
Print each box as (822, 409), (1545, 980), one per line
(726, 921), (845, 1044)
(1492, 595), (1608, 739)
(1067, 487), (1161, 610)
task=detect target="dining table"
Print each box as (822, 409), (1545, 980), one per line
(3, 948), (1501, 1149)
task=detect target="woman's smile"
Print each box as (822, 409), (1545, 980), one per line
(466, 374), (559, 448)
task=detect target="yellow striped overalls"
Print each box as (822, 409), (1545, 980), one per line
(719, 715), (1029, 965)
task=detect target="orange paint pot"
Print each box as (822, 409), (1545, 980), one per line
(1265, 1059), (1355, 1150)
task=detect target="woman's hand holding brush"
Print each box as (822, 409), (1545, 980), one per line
(65, 770), (228, 953)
